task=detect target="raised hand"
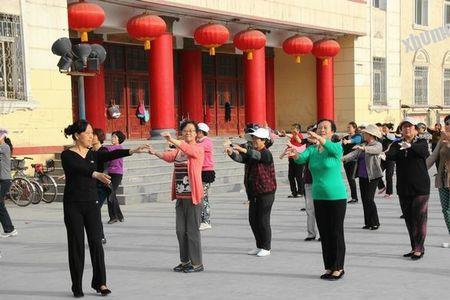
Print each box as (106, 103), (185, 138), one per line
(132, 144), (152, 154)
(232, 144), (246, 153)
(399, 141), (411, 150)
(148, 146), (156, 155)
(160, 132), (172, 141)
(352, 145), (364, 151)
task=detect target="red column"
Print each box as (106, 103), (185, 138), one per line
(84, 65), (106, 131)
(265, 53), (275, 128)
(149, 33), (175, 136)
(316, 58), (335, 120)
(244, 47), (266, 125)
(180, 50), (203, 122)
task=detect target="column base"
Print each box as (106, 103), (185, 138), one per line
(150, 128), (177, 139)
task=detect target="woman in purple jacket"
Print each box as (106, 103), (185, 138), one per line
(106, 131), (126, 224)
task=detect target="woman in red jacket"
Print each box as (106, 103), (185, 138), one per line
(149, 120), (205, 273)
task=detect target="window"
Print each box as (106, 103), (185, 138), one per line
(372, 57), (386, 105)
(414, 66), (428, 105)
(445, 0), (450, 25)
(373, 0), (380, 8)
(444, 69), (450, 106)
(0, 13), (26, 101)
(415, 0), (428, 26)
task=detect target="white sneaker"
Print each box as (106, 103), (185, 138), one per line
(0, 229), (18, 238)
(256, 249), (271, 257)
(441, 242), (449, 248)
(199, 223), (212, 231)
(247, 248), (261, 255)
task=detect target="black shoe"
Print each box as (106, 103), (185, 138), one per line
(304, 236), (316, 241)
(328, 270), (345, 280)
(317, 237), (321, 241)
(411, 253), (424, 260)
(348, 199), (358, 204)
(320, 273), (332, 279)
(183, 264), (204, 273)
(370, 225), (379, 230)
(362, 225), (370, 229)
(73, 292), (84, 298)
(173, 262), (191, 272)
(400, 215), (405, 219)
(118, 218), (124, 222)
(300, 208), (306, 211)
(101, 238), (107, 244)
(403, 251), (414, 257)
(288, 194), (299, 198)
(107, 219), (118, 224)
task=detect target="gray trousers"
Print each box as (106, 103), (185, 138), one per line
(304, 184), (318, 238)
(176, 199), (202, 265)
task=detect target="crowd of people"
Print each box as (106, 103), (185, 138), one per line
(1, 114), (450, 296)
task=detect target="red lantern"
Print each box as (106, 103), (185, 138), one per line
(68, 1), (105, 42)
(312, 39), (340, 66)
(126, 13), (166, 50)
(282, 35), (313, 64)
(233, 29), (266, 60)
(194, 23), (229, 56)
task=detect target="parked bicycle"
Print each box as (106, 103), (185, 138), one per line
(31, 159), (57, 203)
(7, 157), (58, 206)
(8, 157), (36, 207)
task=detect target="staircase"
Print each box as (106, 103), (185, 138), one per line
(53, 137), (290, 204)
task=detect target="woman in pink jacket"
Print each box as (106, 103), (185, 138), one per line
(149, 121), (205, 273)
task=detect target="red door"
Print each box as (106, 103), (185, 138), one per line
(127, 76), (151, 139)
(105, 74), (128, 135)
(217, 80), (239, 135)
(203, 80), (217, 135)
(238, 81), (245, 135)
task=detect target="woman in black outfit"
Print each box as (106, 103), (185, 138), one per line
(385, 118), (430, 260)
(61, 120), (149, 297)
(226, 127), (277, 257)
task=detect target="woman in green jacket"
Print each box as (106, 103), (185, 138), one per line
(289, 119), (347, 281)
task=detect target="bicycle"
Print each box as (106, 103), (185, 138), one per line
(8, 157), (36, 207)
(31, 159), (57, 203)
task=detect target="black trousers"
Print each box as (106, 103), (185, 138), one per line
(288, 158), (304, 196)
(249, 193), (275, 250)
(377, 161), (395, 195)
(96, 183), (110, 239)
(175, 199), (202, 265)
(314, 200), (346, 271)
(64, 201), (106, 294)
(0, 180), (14, 233)
(107, 174), (123, 221)
(398, 195), (429, 253)
(344, 161), (358, 200)
(359, 177), (380, 227)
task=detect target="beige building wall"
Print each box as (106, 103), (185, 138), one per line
(274, 49), (316, 131)
(400, 0), (450, 125)
(0, 0), (72, 151)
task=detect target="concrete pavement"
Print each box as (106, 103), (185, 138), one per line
(1, 182), (449, 300)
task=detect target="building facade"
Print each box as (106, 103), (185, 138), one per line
(0, 0), (449, 158)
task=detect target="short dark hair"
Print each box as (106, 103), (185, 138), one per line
(375, 123), (383, 127)
(4, 137), (13, 154)
(180, 120), (199, 132)
(291, 123), (301, 131)
(64, 119), (91, 140)
(383, 123), (394, 130)
(93, 128), (105, 144)
(112, 130), (126, 144)
(317, 119), (337, 133)
(348, 121), (357, 129)
(444, 115), (450, 124)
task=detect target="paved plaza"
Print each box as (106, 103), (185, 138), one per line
(1, 182), (449, 300)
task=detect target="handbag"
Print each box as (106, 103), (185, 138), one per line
(136, 101), (146, 119)
(107, 100), (121, 119)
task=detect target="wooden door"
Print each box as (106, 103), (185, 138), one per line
(105, 74), (128, 135)
(127, 76), (151, 139)
(216, 80), (238, 135)
(203, 80), (217, 135)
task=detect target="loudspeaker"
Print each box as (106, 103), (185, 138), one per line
(72, 44), (92, 65)
(90, 44), (107, 64)
(51, 37), (72, 57)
